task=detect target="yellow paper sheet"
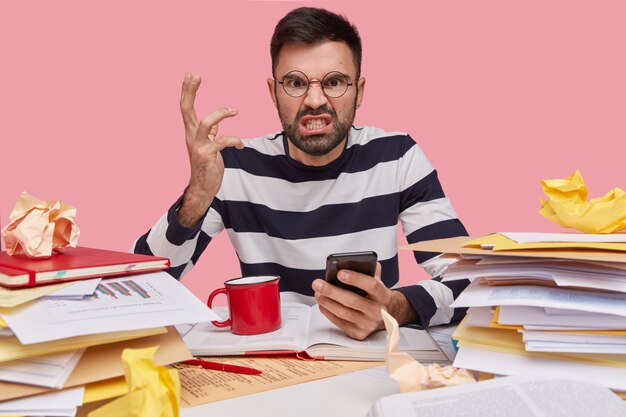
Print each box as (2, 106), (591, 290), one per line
(539, 170), (626, 234)
(0, 281), (74, 308)
(404, 236), (626, 264)
(453, 317), (626, 368)
(87, 347), (180, 417)
(465, 233), (626, 252)
(84, 377), (128, 404)
(172, 356), (380, 407)
(0, 327), (165, 363)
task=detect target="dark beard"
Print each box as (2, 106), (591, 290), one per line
(279, 105), (355, 156)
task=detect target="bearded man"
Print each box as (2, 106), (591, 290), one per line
(134, 7), (469, 340)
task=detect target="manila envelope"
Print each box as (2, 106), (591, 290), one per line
(404, 236), (626, 264)
(466, 233), (626, 252)
(0, 326), (192, 402)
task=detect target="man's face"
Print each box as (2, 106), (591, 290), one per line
(268, 41), (365, 166)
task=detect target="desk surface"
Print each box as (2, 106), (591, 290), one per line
(180, 366), (399, 417)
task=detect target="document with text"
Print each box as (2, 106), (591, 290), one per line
(367, 375), (626, 417)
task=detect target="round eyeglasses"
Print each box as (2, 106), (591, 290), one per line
(276, 70), (355, 98)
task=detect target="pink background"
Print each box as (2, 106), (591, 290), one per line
(2, 1), (625, 300)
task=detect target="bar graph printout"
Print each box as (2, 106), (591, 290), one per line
(36, 279), (170, 320)
(0, 272), (219, 344)
(95, 280), (150, 299)
(40, 279), (167, 320)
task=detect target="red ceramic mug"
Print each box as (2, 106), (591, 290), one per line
(207, 275), (282, 335)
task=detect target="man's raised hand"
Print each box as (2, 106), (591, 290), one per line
(177, 74), (243, 227)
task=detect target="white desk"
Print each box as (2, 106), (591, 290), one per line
(180, 366), (399, 417)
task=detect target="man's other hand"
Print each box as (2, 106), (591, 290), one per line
(312, 263), (417, 340)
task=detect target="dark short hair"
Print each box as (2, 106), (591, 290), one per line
(270, 7), (362, 78)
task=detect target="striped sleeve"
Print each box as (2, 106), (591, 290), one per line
(132, 193), (224, 279)
(396, 138), (470, 328)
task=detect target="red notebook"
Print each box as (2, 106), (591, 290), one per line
(0, 247), (170, 288)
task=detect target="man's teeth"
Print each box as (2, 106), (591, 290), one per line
(305, 119), (327, 130)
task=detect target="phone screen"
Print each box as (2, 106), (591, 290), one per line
(324, 251), (377, 297)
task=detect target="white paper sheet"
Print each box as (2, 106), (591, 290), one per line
(0, 272), (220, 344)
(453, 346), (626, 391)
(521, 329), (626, 354)
(520, 330), (626, 344)
(0, 386), (84, 416)
(552, 274), (626, 293)
(525, 342), (626, 354)
(443, 262), (626, 292)
(465, 306), (493, 327)
(501, 232), (626, 243)
(427, 323), (458, 361)
(42, 278), (102, 299)
(498, 305), (626, 329)
(543, 307), (590, 315)
(450, 280), (626, 317)
(366, 374), (626, 417)
(0, 348), (84, 388)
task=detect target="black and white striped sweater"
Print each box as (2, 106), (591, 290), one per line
(133, 125), (470, 327)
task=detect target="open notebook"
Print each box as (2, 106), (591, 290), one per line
(184, 302), (447, 362)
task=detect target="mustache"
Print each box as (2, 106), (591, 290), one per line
(296, 106), (337, 119)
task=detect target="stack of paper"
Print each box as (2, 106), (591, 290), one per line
(406, 233), (626, 394)
(0, 386), (85, 417)
(0, 271), (219, 414)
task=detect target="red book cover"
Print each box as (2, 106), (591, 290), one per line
(0, 247), (170, 288)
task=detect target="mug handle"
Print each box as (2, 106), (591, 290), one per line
(207, 287), (232, 327)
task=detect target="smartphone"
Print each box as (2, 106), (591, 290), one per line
(324, 251), (378, 297)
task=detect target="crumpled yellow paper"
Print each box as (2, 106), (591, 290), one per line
(382, 310), (475, 392)
(1, 192), (79, 257)
(88, 346), (180, 417)
(539, 170), (626, 233)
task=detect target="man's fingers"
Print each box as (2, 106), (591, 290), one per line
(213, 135), (244, 151)
(313, 278), (385, 340)
(319, 294), (358, 323)
(315, 278), (364, 308)
(318, 304), (355, 333)
(315, 281), (366, 321)
(180, 74), (201, 132)
(335, 263), (387, 302)
(198, 107), (239, 133)
(195, 107), (239, 142)
(318, 302), (370, 341)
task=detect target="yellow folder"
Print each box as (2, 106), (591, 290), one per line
(404, 236), (626, 264)
(465, 233), (626, 252)
(490, 306), (626, 334)
(453, 317), (626, 369)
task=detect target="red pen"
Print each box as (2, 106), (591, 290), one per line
(181, 359), (262, 375)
